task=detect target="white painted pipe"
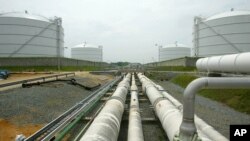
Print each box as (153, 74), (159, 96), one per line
(80, 73), (131, 141)
(155, 85), (227, 141)
(138, 73), (229, 141)
(137, 73), (181, 141)
(128, 74), (144, 141)
(196, 52), (250, 74)
(180, 77), (250, 141)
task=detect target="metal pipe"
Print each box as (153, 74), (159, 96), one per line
(196, 52), (250, 74)
(80, 73), (131, 141)
(180, 77), (250, 141)
(137, 73), (182, 141)
(128, 74), (144, 141)
(155, 85), (227, 141)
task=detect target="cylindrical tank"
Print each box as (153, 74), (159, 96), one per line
(0, 11), (64, 57)
(159, 43), (190, 61)
(193, 10), (250, 57)
(71, 43), (103, 62)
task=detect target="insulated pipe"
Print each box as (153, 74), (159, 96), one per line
(196, 52), (250, 74)
(80, 73), (131, 141)
(137, 73), (183, 141)
(180, 77), (250, 141)
(155, 85), (227, 141)
(128, 74), (144, 141)
(138, 73), (229, 141)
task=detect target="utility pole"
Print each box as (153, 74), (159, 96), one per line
(55, 17), (62, 71)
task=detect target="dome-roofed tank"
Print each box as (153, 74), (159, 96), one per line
(159, 43), (190, 61)
(71, 43), (103, 62)
(0, 11), (64, 57)
(193, 10), (250, 57)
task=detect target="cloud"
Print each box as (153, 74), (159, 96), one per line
(0, 0), (249, 63)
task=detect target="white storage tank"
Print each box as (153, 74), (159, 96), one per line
(71, 43), (103, 62)
(159, 43), (190, 61)
(193, 10), (250, 57)
(0, 11), (64, 57)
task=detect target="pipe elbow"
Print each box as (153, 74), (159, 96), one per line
(183, 77), (208, 100)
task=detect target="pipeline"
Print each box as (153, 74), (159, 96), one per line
(79, 73), (131, 141)
(155, 85), (227, 141)
(137, 73), (229, 141)
(196, 52), (250, 74)
(138, 73), (183, 141)
(180, 77), (250, 141)
(128, 74), (144, 141)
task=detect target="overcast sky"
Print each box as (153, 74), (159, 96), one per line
(1, 0), (249, 63)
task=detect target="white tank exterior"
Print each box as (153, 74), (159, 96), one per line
(0, 12), (64, 57)
(193, 10), (250, 57)
(159, 43), (190, 61)
(71, 43), (103, 62)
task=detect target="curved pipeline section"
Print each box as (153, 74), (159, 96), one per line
(128, 74), (144, 141)
(196, 52), (250, 74)
(79, 73), (131, 141)
(155, 85), (226, 141)
(137, 73), (228, 141)
(180, 77), (250, 141)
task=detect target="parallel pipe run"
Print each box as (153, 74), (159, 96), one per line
(155, 85), (227, 141)
(22, 76), (122, 141)
(137, 73), (229, 141)
(180, 77), (250, 141)
(80, 73), (131, 141)
(137, 73), (182, 141)
(128, 74), (144, 141)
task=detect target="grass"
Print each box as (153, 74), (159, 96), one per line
(148, 66), (196, 72)
(170, 74), (250, 114)
(0, 66), (104, 72)
(170, 74), (198, 88)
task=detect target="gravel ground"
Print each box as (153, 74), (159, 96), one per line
(156, 80), (250, 139)
(0, 72), (114, 125)
(0, 81), (92, 125)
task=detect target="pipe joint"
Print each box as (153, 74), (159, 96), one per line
(109, 96), (125, 105)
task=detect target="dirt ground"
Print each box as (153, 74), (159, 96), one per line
(0, 119), (44, 141)
(0, 73), (54, 85)
(0, 71), (114, 141)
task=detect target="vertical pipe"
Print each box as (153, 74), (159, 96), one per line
(180, 77), (250, 141)
(80, 73), (131, 141)
(128, 74), (144, 141)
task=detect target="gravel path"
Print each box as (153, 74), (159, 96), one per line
(156, 80), (250, 139)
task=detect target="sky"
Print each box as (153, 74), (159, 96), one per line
(0, 0), (249, 63)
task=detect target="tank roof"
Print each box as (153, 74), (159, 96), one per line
(0, 12), (51, 22)
(73, 43), (100, 48)
(162, 43), (189, 48)
(206, 10), (250, 21)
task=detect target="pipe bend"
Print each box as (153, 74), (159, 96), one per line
(180, 77), (209, 140)
(183, 77), (208, 100)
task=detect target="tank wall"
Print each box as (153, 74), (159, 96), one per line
(0, 17), (64, 57)
(196, 15), (250, 57)
(159, 47), (190, 61)
(71, 47), (103, 62)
